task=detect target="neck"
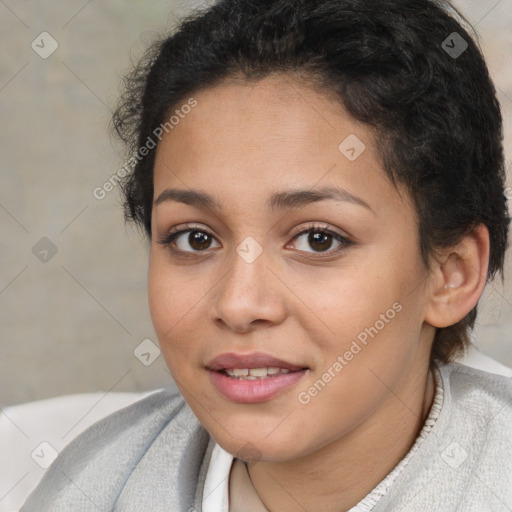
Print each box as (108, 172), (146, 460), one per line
(247, 363), (436, 512)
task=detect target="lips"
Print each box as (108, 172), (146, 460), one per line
(206, 352), (309, 402)
(206, 351), (306, 372)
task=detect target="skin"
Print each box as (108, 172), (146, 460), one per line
(148, 74), (489, 511)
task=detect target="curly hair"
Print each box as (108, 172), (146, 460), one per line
(111, 0), (510, 364)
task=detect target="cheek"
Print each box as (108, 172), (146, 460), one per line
(147, 255), (169, 334)
(147, 252), (211, 373)
(307, 249), (427, 370)
(302, 259), (405, 336)
(148, 255), (185, 354)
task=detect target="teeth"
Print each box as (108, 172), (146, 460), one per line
(249, 368), (268, 377)
(224, 367), (295, 379)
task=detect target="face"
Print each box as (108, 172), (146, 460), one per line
(148, 74), (433, 462)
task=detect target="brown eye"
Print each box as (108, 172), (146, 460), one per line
(307, 231), (333, 252)
(291, 227), (352, 255)
(157, 226), (221, 254)
(186, 231), (213, 251)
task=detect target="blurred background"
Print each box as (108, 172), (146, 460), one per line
(1, 0), (511, 408)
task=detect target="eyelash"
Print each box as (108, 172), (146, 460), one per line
(156, 222), (354, 258)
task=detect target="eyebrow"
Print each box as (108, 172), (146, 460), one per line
(154, 185), (375, 214)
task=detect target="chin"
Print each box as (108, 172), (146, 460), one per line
(207, 422), (305, 463)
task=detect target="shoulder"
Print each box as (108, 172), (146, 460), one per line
(22, 388), (204, 511)
(440, 361), (512, 418)
(438, 362), (512, 503)
(56, 388), (189, 455)
(438, 361), (512, 439)
(374, 362), (512, 511)
(445, 363), (512, 503)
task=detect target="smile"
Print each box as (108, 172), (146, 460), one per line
(206, 351), (309, 402)
(209, 369), (308, 402)
(223, 367), (291, 379)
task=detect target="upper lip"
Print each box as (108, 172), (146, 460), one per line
(206, 352), (306, 371)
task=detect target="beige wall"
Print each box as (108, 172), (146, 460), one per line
(1, 0), (511, 407)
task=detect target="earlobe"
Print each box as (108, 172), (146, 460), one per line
(424, 224), (490, 328)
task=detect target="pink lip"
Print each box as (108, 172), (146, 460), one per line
(208, 368), (308, 403)
(206, 351), (309, 403)
(206, 351), (305, 371)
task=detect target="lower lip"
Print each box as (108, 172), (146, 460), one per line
(208, 369), (308, 403)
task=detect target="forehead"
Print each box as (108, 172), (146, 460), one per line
(157, 74), (359, 161)
(152, 74), (410, 217)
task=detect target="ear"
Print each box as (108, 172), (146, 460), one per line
(424, 224), (490, 328)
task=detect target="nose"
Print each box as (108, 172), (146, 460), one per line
(210, 245), (287, 333)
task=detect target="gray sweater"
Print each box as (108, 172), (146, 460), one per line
(21, 362), (512, 511)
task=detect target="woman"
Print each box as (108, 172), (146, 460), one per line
(22, 0), (512, 510)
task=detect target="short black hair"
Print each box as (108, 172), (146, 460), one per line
(112, 0), (510, 364)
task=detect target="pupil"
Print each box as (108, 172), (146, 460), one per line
(310, 232), (331, 252)
(190, 231), (210, 250)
